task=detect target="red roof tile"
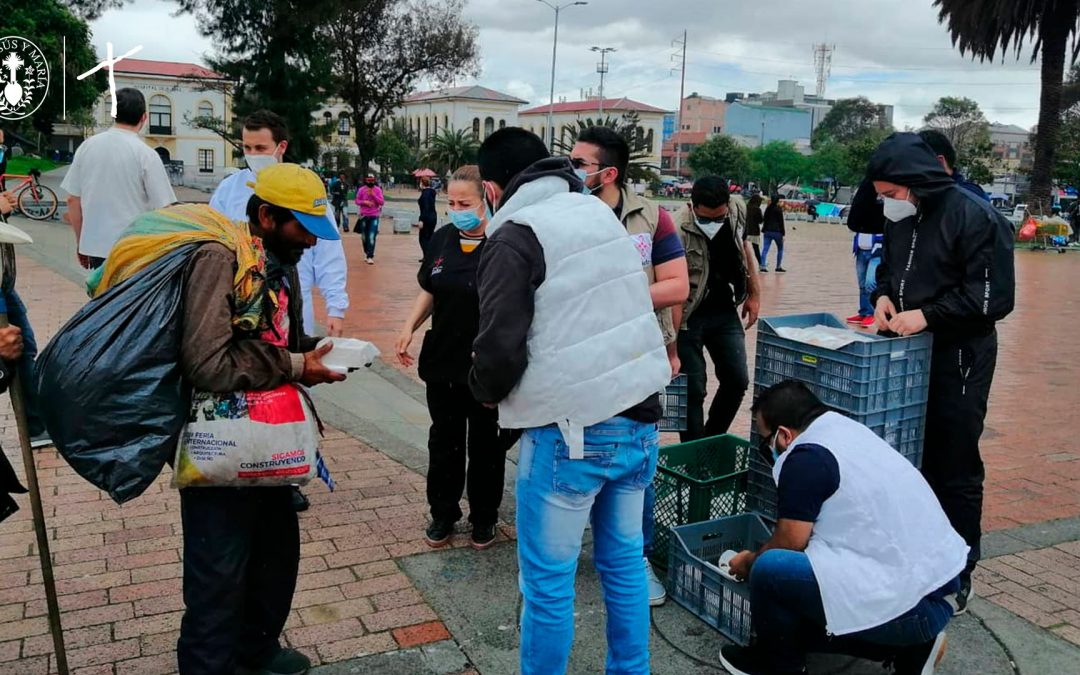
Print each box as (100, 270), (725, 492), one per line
(114, 59), (226, 80)
(519, 98), (669, 115)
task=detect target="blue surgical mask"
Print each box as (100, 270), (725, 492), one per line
(574, 168), (603, 195)
(768, 429), (783, 463)
(448, 207), (485, 232)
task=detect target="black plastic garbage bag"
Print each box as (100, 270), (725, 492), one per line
(35, 246), (197, 503)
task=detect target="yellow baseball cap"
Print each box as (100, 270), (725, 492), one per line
(247, 163), (340, 240)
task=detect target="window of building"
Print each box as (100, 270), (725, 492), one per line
(149, 95), (172, 135)
(444, 114), (449, 131)
(499, 119), (506, 130)
(484, 117), (495, 138)
(198, 149), (214, 174)
(472, 117), (480, 139)
(102, 95), (112, 121)
(425, 116), (430, 140)
(338, 113), (350, 136)
(197, 100), (214, 119)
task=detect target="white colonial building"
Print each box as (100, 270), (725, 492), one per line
(52, 59), (234, 189)
(396, 86), (527, 144)
(518, 98), (671, 168)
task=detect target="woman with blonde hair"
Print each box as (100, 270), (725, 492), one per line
(396, 165), (505, 550)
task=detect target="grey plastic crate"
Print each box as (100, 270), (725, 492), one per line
(659, 374), (689, 432)
(668, 514), (772, 645)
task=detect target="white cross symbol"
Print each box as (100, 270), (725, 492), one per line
(76, 42), (144, 118)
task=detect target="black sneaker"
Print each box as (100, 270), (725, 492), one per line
(290, 487), (309, 513)
(425, 519), (455, 548)
(953, 574), (973, 615)
(891, 631), (947, 675)
(29, 432), (53, 449)
(775, 267), (787, 273)
(238, 647), (312, 675)
(471, 523), (497, 550)
(719, 645), (806, 675)
(759, 267), (769, 273)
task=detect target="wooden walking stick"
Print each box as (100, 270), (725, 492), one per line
(0, 215), (69, 674)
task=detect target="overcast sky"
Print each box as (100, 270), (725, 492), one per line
(88, 0), (1043, 130)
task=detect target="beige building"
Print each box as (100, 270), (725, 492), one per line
(518, 97), (671, 168)
(53, 59), (234, 188)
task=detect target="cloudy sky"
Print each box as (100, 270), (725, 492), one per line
(88, 0), (1043, 130)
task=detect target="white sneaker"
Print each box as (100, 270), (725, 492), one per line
(366, 258), (374, 265)
(645, 556), (666, 606)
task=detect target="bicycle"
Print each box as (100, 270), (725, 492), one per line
(0, 169), (59, 221)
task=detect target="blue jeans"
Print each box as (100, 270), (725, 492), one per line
(750, 549), (958, 672)
(855, 250), (881, 317)
(3, 290), (43, 436)
(761, 232), (784, 269)
(517, 417), (659, 675)
(360, 216), (380, 258)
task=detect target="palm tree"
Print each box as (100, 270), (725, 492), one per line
(935, 1), (1080, 212)
(554, 112), (658, 182)
(424, 129), (479, 175)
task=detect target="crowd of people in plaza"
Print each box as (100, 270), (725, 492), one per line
(0, 81), (1018, 675)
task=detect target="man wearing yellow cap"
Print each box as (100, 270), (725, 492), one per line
(176, 163), (344, 675)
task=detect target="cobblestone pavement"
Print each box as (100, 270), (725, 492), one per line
(0, 255), (500, 674)
(2, 213), (1078, 671)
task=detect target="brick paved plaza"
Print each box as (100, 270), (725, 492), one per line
(0, 212), (1077, 672)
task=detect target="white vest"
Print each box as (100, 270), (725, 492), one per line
(773, 412), (969, 635)
(488, 177), (670, 459)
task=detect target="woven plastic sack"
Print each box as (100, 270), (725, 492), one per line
(173, 384), (319, 488)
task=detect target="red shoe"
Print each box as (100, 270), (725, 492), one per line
(845, 314), (865, 324)
(860, 316), (877, 328)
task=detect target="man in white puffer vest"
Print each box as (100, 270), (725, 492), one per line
(720, 381), (969, 675)
(469, 128), (671, 675)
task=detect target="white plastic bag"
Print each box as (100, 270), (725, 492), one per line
(173, 384), (319, 488)
(775, 325), (876, 350)
(317, 337), (380, 374)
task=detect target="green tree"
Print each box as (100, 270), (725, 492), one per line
(554, 111), (658, 181)
(935, 0), (1080, 212)
(806, 141), (855, 200)
(748, 141), (806, 193)
(323, 0), (479, 171)
(923, 96), (993, 182)
(423, 128), (478, 175)
(812, 97), (892, 148)
(687, 135), (750, 183)
(4, 0), (106, 140)
(175, 0), (337, 163)
(374, 119), (418, 179)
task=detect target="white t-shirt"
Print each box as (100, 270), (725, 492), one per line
(60, 127), (177, 258)
(856, 233), (876, 250)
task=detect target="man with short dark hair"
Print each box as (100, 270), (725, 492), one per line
(470, 127), (669, 674)
(61, 87), (177, 269)
(918, 129), (989, 201)
(571, 126), (689, 606)
(718, 381), (967, 675)
(675, 176), (760, 442)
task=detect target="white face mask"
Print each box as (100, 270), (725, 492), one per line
(244, 148), (281, 175)
(695, 217), (726, 240)
(882, 197), (918, 222)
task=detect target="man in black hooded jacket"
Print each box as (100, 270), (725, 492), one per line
(867, 132), (1015, 613)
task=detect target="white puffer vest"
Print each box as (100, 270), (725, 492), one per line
(773, 412), (969, 635)
(488, 176), (670, 459)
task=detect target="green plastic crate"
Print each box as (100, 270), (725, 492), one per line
(650, 435), (750, 569)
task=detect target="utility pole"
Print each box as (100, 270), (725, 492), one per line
(672, 30), (687, 178)
(591, 46), (616, 117)
(812, 43), (835, 99)
(539, 0), (589, 152)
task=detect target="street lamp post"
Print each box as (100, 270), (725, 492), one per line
(539, 0), (588, 151)
(591, 46), (616, 117)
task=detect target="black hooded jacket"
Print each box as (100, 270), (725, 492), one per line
(867, 133), (1015, 342)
